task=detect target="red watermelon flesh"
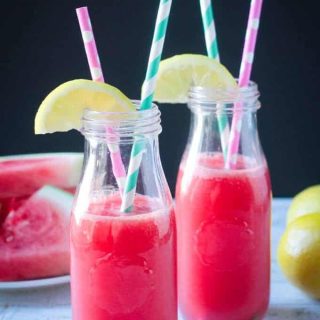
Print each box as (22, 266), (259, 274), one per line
(0, 196), (28, 225)
(0, 186), (73, 281)
(0, 153), (83, 199)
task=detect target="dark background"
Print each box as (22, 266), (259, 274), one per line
(1, 0), (319, 197)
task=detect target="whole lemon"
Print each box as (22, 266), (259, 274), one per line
(287, 185), (320, 225)
(278, 213), (320, 299)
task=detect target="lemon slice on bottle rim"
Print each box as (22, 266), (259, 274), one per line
(153, 54), (237, 104)
(35, 79), (135, 134)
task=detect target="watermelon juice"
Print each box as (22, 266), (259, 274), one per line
(176, 153), (271, 320)
(71, 194), (176, 320)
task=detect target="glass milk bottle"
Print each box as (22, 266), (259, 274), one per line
(176, 83), (271, 320)
(70, 103), (177, 320)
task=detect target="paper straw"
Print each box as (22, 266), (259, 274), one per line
(76, 7), (126, 192)
(199, 0), (219, 60)
(120, 0), (172, 212)
(199, 0), (229, 159)
(76, 7), (104, 82)
(225, 0), (263, 168)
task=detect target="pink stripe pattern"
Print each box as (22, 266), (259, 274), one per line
(106, 127), (126, 192)
(76, 7), (104, 82)
(226, 0), (263, 168)
(76, 7), (126, 193)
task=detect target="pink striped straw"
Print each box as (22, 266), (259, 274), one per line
(76, 7), (104, 82)
(225, 0), (263, 169)
(76, 7), (126, 193)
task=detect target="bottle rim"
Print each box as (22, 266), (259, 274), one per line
(81, 100), (162, 142)
(188, 80), (261, 112)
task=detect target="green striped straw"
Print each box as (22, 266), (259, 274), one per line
(199, 0), (229, 159)
(199, 0), (219, 60)
(120, 0), (172, 212)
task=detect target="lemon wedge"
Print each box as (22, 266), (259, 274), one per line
(35, 79), (134, 134)
(153, 54), (237, 103)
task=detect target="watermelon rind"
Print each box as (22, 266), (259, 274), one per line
(0, 152), (82, 162)
(0, 153), (84, 198)
(34, 185), (74, 216)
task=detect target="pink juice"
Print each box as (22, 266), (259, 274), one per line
(70, 194), (177, 320)
(176, 153), (271, 320)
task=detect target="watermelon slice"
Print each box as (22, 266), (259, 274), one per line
(0, 186), (73, 281)
(0, 153), (83, 199)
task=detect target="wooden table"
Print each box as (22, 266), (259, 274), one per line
(1, 199), (320, 319)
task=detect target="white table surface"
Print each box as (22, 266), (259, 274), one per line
(1, 198), (320, 319)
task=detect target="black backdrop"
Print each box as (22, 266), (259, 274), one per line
(1, 0), (319, 197)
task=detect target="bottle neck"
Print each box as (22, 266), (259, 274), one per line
(81, 102), (162, 144)
(185, 82), (265, 168)
(188, 81), (260, 112)
(76, 102), (172, 213)
(81, 102), (163, 196)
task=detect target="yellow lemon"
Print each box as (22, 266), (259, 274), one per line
(278, 213), (320, 299)
(153, 54), (236, 103)
(287, 185), (320, 225)
(35, 79), (134, 134)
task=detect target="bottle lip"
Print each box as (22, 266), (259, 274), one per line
(81, 100), (162, 142)
(188, 80), (261, 112)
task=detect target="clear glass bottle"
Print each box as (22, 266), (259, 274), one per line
(176, 83), (271, 320)
(71, 103), (176, 320)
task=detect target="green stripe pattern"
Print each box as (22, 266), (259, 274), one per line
(200, 0), (219, 60)
(120, 0), (172, 213)
(200, 0), (229, 159)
